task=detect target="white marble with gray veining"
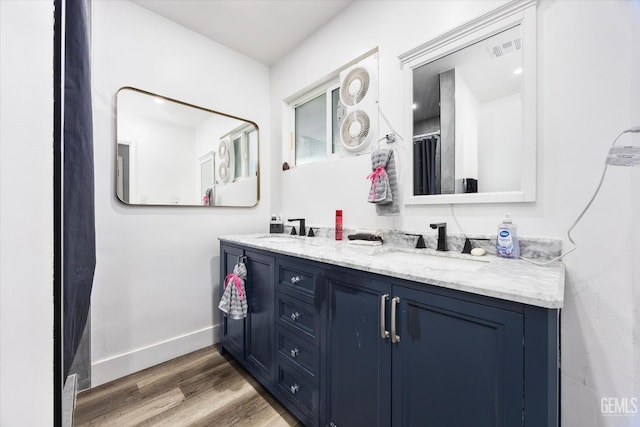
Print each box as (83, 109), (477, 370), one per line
(219, 233), (565, 309)
(285, 226), (563, 260)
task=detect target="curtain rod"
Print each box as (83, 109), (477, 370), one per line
(413, 131), (440, 140)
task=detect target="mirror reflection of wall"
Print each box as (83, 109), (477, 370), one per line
(116, 87), (259, 207)
(199, 153), (214, 202)
(412, 25), (523, 196)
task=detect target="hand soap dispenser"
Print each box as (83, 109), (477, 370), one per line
(496, 213), (519, 258)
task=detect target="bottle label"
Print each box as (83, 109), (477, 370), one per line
(497, 228), (513, 256)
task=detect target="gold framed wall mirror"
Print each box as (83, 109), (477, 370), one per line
(115, 87), (259, 207)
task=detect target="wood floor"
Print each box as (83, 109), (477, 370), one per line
(74, 346), (303, 426)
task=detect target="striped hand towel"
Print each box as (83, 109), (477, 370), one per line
(368, 149), (393, 204)
(218, 261), (248, 319)
(368, 148), (400, 216)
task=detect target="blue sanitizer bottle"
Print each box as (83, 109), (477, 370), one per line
(496, 214), (520, 258)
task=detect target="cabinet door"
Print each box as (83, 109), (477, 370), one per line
(325, 272), (391, 427)
(220, 245), (245, 360)
(391, 286), (523, 427)
(245, 250), (276, 385)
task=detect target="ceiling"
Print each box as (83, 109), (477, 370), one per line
(131, 0), (353, 66)
(413, 26), (523, 123)
(118, 88), (243, 130)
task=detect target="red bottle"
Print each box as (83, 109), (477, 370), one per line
(335, 210), (343, 240)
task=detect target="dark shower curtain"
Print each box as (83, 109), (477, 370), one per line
(63, 0), (96, 379)
(413, 136), (439, 195)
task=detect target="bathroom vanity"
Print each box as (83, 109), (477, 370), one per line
(219, 235), (564, 427)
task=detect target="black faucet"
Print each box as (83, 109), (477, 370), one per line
(429, 223), (448, 251)
(288, 218), (305, 236)
(405, 233), (426, 249)
(462, 237), (490, 254)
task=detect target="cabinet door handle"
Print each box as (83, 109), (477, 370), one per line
(290, 348), (299, 358)
(290, 383), (299, 394)
(290, 275), (302, 284)
(380, 294), (389, 339)
(391, 296), (400, 344)
(290, 311), (300, 321)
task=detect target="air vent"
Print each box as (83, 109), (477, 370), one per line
(514, 38), (522, 50)
(488, 37), (522, 58)
(491, 45), (504, 57)
(502, 40), (514, 54)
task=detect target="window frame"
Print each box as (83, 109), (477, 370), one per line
(223, 123), (256, 182)
(286, 77), (341, 167)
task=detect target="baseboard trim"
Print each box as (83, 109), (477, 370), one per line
(91, 324), (219, 387)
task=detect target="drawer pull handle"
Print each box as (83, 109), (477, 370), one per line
(290, 275), (302, 284)
(380, 294), (389, 339)
(290, 311), (300, 321)
(290, 348), (299, 358)
(391, 296), (401, 344)
(290, 384), (300, 394)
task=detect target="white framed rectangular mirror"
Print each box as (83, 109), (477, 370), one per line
(399, 0), (536, 205)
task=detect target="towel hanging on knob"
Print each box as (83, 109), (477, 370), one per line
(218, 259), (248, 319)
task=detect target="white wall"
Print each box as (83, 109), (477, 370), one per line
(540, 2), (638, 425)
(91, 0), (270, 385)
(0, 1), (53, 425)
(271, 0), (507, 230)
(454, 70), (479, 184)
(478, 93), (521, 192)
(120, 115), (197, 204)
(270, 1), (640, 425)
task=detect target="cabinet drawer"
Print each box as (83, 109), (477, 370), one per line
(276, 326), (319, 384)
(277, 293), (319, 345)
(277, 360), (319, 422)
(277, 261), (318, 304)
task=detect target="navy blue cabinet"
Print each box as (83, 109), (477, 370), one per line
(220, 243), (559, 427)
(275, 258), (324, 426)
(220, 244), (323, 426)
(219, 245), (245, 361)
(391, 285), (523, 427)
(325, 272), (391, 427)
(325, 271), (525, 427)
(219, 245), (275, 385)
(244, 250), (276, 385)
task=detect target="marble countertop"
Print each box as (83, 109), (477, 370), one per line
(219, 234), (565, 309)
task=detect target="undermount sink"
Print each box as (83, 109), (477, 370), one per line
(255, 234), (305, 243)
(372, 249), (488, 272)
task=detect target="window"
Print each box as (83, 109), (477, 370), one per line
(233, 135), (242, 179)
(295, 94), (326, 165)
(224, 124), (258, 181)
(247, 128), (258, 176)
(331, 88), (342, 156)
(289, 80), (343, 166)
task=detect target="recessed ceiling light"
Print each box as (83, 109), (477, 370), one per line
(412, 103), (417, 110)
(154, 97), (165, 104)
(513, 68), (523, 75)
